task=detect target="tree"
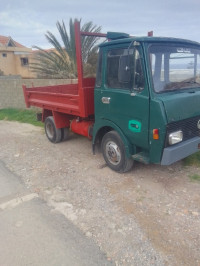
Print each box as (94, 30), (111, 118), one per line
(31, 18), (102, 78)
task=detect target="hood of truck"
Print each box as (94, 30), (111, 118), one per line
(157, 90), (200, 123)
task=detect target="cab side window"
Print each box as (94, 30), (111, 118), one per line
(106, 48), (145, 90)
(106, 49), (130, 89)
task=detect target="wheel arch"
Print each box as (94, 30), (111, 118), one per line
(42, 109), (52, 123)
(93, 120), (134, 157)
(42, 109), (71, 129)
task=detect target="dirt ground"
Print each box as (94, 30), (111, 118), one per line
(0, 121), (200, 266)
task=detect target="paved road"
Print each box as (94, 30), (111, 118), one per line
(0, 160), (113, 266)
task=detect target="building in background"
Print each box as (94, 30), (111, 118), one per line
(0, 35), (36, 78)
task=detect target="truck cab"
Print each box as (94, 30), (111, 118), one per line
(93, 36), (200, 172)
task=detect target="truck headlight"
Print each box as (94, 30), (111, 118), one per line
(169, 130), (183, 145)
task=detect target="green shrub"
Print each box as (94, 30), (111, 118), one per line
(0, 108), (43, 127)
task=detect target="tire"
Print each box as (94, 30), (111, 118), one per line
(44, 116), (62, 143)
(61, 127), (70, 141)
(101, 131), (133, 173)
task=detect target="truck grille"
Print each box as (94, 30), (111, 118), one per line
(166, 116), (200, 147)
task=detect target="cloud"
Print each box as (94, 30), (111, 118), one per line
(0, 0), (200, 48)
(0, 8), (57, 47)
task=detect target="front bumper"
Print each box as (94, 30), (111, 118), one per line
(161, 136), (200, 165)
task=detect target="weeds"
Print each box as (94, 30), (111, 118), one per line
(0, 108), (43, 127)
(189, 174), (200, 182)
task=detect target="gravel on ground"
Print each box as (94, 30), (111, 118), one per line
(0, 121), (200, 266)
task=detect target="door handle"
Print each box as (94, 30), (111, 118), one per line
(102, 97), (111, 104)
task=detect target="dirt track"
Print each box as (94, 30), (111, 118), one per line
(0, 121), (200, 266)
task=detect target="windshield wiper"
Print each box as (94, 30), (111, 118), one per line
(183, 80), (200, 84)
(181, 81), (200, 88)
(164, 80), (200, 91)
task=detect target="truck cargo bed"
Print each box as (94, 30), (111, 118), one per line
(23, 78), (95, 118)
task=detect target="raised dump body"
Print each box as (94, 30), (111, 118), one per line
(23, 77), (96, 118)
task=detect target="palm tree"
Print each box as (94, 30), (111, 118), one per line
(31, 18), (102, 78)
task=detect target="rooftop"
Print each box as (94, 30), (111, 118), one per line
(0, 35), (25, 48)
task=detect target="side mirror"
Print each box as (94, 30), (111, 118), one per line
(118, 55), (131, 83)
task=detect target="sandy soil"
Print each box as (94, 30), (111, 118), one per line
(0, 121), (200, 266)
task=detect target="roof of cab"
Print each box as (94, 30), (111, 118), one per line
(100, 35), (200, 47)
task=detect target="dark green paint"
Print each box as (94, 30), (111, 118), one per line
(149, 99), (167, 163)
(156, 90), (200, 123)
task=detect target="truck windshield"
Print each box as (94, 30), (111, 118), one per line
(148, 43), (200, 93)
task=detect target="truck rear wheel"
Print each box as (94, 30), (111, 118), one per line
(101, 131), (133, 173)
(45, 116), (62, 143)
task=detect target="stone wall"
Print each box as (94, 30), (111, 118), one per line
(0, 78), (77, 109)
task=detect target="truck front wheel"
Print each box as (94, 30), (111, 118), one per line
(101, 131), (133, 173)
(45, 116), (62, 143)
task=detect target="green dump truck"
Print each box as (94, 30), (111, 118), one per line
(23, 22), (200, 172)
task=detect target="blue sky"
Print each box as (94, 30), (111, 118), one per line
(0, 0), (200, 48)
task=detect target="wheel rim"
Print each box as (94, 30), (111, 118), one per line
(46, 122), (54, 139)
(105, 141), (121, 165)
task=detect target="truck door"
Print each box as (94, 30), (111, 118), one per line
(95, 45), (150, 150)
